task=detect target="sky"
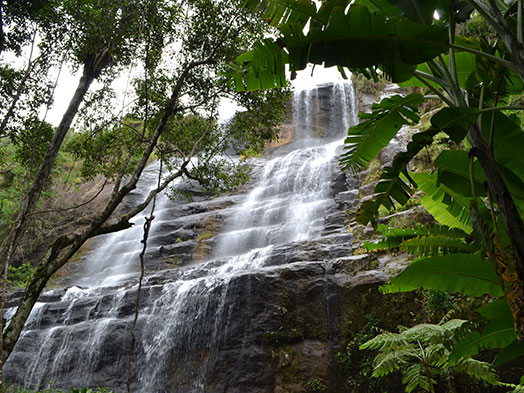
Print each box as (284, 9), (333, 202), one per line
(3, 45), (345, 126)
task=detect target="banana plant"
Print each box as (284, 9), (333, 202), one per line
(231, 0), (524, 379)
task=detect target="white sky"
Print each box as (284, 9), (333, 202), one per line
(3, 46), (344, 126)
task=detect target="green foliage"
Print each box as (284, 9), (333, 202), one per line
(360, 319), (499, 393)
(411, 171), (472, 233)
(233, 2), (450, 89)
(450, 300), (518, 365)
(7, 262), (35, 287)
(305, 378), (326, 392)
(341, 93), (423, 171)
(381, 254), (504, 297)
(364, 223), (468, 253)
(235, 0), (524, 383)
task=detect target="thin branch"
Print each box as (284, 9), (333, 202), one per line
(0, 29), (40, 138)
(519, 0), (523, 44)
(127, 159), (162, 393)
(24, 180), (109, 217)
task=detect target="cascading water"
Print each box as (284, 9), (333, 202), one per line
(4, 80), (359, 393)
(78, 164), (178, 287)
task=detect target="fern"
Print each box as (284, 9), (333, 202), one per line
(371, 346), (414, 377)
(403, 363), (434, 392)
(360, 319), (500, 393)
(360, 331), (408, 350)
(454, 358), (499, 385)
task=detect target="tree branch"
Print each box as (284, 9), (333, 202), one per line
(1, 56), (215, 361)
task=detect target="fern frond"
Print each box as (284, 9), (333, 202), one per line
(403, 363), (434, 392)
(360, 332), (406, 350)
(454, 358), (499, 385)
(371, 346), (414, 377)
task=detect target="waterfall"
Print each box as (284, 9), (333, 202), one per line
(4, 80), (358, 393)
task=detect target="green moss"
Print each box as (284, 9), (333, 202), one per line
(197, 231), (213, 241)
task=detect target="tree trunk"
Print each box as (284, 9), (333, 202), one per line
(1, 58), (213, 365)
(0, 0), (5, 54)
(0, 64), (96, 386)
(0, 65), (96, 270)
(468, 123), (524, 340)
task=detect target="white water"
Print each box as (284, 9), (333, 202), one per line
(77, 165), (181, 287)
(5, 80), (358, 392)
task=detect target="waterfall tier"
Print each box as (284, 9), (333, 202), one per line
(3, 81), (379, 393)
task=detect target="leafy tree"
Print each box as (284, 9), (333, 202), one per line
(232, 0), (524, 384)
(0, 0), (289, 389)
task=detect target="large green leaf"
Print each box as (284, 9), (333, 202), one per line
(482, 111), (524, 181)
(412, 171), (473, 233)
(306, 5), (448, 74)
(353, 0), (403, 16)
(364, 223), (468, 251)
(387, 0), (437, 25)
(450, 300), (516, 364)
(400, 234), (474, 256)
(435, 147), (524, 212)
(356, 169), (413, 227)
(353, 128), (439, 227)
(430, 106), (479, 143)
(435, 150), (486, 198)
(381, 253), (504, 296)
(494, 339), (524, 366)
(231, 39), (289, 91)
(241, 0), (318, 28)
(234, 2), (449, 89)
(341, 93), (423, 170)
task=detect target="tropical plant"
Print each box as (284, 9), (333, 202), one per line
(231, 0), (524, 382)
(360, 319), (499, 393)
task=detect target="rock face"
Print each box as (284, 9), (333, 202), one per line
(3, 81), (412, 393)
